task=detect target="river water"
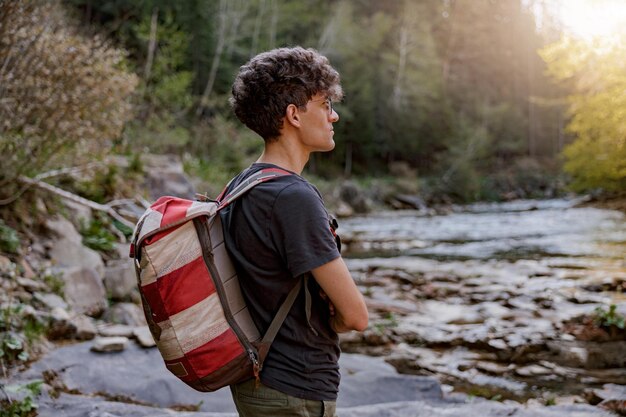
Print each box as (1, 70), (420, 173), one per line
(338, 198), (626, 401)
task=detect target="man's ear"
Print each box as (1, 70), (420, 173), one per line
(285, 104), (301, 128)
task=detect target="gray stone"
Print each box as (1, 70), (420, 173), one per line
(61, 267), (107, 317)
(103, 302), (146, 326)
(338, 354), (442, 407)
(591, 384), (626, 415)
(549, 340), (626, 369)
(18, 342), (616, 417)
(46, 216), (105, 278)
(515, 364), (553, 377)
(133, 325), (156, 348)
(97, 323), (135, 338)
(103, 260), (137, 301)
(91, 337), (128, 353)
(33, 292), (68, 310)
(48, 309), (97, 341)
(143, 154), (195, 200)
(339, 181), (371, 214)
(16, 277), (46, 292)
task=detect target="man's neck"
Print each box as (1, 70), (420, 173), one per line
(257, 133), (309, 174)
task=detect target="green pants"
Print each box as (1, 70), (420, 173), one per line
(230, 378), (338, 417)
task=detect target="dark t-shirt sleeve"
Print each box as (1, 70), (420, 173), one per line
(270, 181), (340, 277)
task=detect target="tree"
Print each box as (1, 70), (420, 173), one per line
(0, 0), (138, 203)
(541, 35), (626, 192)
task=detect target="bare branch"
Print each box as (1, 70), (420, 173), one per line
(17, 176), (136, 230)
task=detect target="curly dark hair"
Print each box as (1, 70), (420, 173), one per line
(230, 47), (343, 141)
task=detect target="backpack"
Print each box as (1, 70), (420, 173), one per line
(129, 167), (301, 392)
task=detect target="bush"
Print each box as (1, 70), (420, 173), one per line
(0, 304), (46, 369)
(80, 216), (117, 253)
(0, 380), (42, 417)
(0, 0), (138, 202)
(0, 221), (20, 254)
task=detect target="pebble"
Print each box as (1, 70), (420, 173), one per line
(91, 336), (128, 353)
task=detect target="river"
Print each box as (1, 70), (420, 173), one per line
(338, 198), (626, 402)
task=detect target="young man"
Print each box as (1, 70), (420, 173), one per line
(221, 47), (368, 417)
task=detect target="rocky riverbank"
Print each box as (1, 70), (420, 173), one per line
(1, 157), (624, 415)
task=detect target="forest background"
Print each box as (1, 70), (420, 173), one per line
(1, 0), (625, 211)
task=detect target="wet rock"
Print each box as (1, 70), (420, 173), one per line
(61, 267), (107, 317)
(548, 340), (626, 369)
(515, 364), (553, 377)
(103, 260), (137, 302)
(393, 195), (428, 211)
(474, 361), (512, 376)
(338, 354), (442, 407)
(586, 384), (626, 415)
(102, 302), (146, 326)
(339, 181), (370, 214)
(97, 323), (135, 338)
(133, 326), (155, 348)
(46, 216), (105, 278)
(91, 336), (128, 353)
(48, 309), (97, 341)
(335, 200), (354, 218)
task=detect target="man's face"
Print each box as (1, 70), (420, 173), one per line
(298, 92), (340, 153)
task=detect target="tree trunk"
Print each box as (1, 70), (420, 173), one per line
(268, 0), (278, 50)
(250, 0), (266, 57)
(441, 0), (459, 98)
(226, 0), (250, 58)
(196, 0), (228, 116)
(392, 25), (408, 109)
(143, 8), (158, 83)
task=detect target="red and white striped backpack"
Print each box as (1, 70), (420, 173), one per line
(129, 168), (301, 392)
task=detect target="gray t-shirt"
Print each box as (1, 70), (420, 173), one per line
(219, 163), (341, 401)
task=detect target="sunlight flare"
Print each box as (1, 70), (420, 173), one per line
(555, 0), (626, 41)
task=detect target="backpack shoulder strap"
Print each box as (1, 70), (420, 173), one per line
(217, 167), (292, 209)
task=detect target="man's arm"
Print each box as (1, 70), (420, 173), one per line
(311, 257), (368, 333)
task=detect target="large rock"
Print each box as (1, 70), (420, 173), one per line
(103, 260), (137, 302)
(47, 308), (97, 340)
(143, 154), (195, 200)
(61, 267), (107, 317)
(103, 302), (146, 326)
(548, 340), (626, 369)
(17, 342), (614, 417)
(46, 216), (105, 278)
(339, 181), (371, 214)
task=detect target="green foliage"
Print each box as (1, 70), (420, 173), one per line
(541, 35), (626, 193)
(42, 272), (65, 298)
(594, 304), (625, 330)
(2, 0), (572, 204)
(74, 165), (119, 204)
(0, 304), (46, 368)
(0, 220), (20, 254)
(374, 312), (399, 335)
(127, 153), (144, 174)
(1, 380), (43, 417)
(184, 115), (264, 196)
(80, 216), (118, 253)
